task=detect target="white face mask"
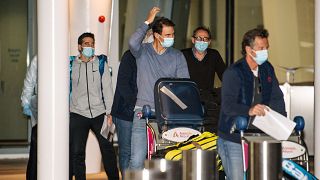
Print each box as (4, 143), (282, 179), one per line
(250, 49), (268, 65)
(194, 41), (209, 52)
(82, 47), (95, 58)
(160, 37), (174, 48)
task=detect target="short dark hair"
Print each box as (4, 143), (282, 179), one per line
(192, 26), (212, 39)
(151, 17), (175, 35)
(78, 32), (95, 45)
(241, 28), (269, 56)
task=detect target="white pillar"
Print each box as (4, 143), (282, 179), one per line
(37, 0), (69, 179)
(314, 0), (320, 177)
(109, 0), (120, 87)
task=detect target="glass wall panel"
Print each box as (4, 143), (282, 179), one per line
(0, 0), (28, 143)
(234, 0), (263, 61)
(234, 0), (314, 84)
(120, 0), (173, 55)
(262, 0), (314, 84)
(185, 0), (226, 57)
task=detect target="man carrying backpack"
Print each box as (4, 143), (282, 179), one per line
(69, 32), (119, 180)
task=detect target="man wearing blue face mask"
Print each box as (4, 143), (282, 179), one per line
(217, 28), (286, 180)
(181, 26), (226, 133)
(69, 32), (119, 180)
(128, 7), (189, 170)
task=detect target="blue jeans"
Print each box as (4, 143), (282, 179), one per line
(113, 117), (133, 176)
(128, 108), (147, 170)
(218, 137), (243, 180)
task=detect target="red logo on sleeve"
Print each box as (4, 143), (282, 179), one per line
(268, 76), (272, 83)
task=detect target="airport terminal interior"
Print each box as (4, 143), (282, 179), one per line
(0, 0), (317, 179)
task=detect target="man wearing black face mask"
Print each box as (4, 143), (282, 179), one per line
(69, 32), (119, 180)
(217, 28), (286, 180)
(128, 7), (190, 170)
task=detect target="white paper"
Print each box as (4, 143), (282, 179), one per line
(100, 115), (115, 142)
(252, 108), (296, 141)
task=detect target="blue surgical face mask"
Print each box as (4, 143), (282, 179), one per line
(160, 37), (174, 48)
(251, 49), (268, 65)
(194, 41), (209, 52)
(82, 47), (95, 58)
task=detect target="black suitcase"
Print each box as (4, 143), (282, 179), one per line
(154, 78), (204, 129)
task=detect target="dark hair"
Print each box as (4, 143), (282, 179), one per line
(151, 17), (175, 35)
(78, 32), (95, 45)
(192, 26), (212, 39)
(241, 28), (269, 56)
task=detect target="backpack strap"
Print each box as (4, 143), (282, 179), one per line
(69, 56), (77, 94)
(97, 54), (108, 77)
(97, 54), (108, 109)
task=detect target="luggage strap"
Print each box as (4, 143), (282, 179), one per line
(160, 86), (187, 110)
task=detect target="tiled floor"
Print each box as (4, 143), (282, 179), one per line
(0, 157), (315, 179)
(0, 158), (110, 180)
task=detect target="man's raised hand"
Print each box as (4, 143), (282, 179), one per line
(145, 7), (160, 24)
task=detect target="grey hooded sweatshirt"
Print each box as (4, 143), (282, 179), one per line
(70, 55), (113, 118)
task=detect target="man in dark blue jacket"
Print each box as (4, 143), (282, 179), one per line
(111, 50), (137, 177)
(217, 28), (286, 180)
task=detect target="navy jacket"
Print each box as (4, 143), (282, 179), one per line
(218, 58), (286, 143)
(111, 50), (137, 121)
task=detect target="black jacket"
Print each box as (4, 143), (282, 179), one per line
(111, 50), (137, 121)
(181, 48), (226, 92)
(218, 58), (286, 143)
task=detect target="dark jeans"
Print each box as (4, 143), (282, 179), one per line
(26, 125), (37, 180)
(69, 113), (119, 180)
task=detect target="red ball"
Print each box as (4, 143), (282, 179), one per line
(98, 16), (105, 23)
